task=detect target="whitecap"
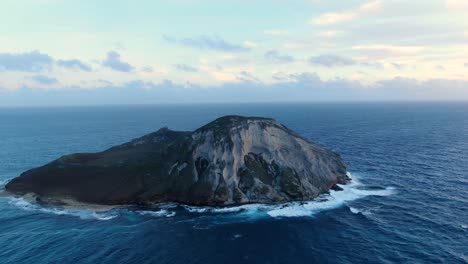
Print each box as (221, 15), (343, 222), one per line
(92, 212), (118, 221)
(349, 207), (360, 214)
(232, 234), (243, 239)
(137, 209), (176, 218)
(350, 187), (396, 197)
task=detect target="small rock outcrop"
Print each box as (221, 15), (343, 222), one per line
(5, 116), (349, 206)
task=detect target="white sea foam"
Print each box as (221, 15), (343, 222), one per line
(350, 187), (395, 197)
(349, 206), (375, 217)
(182, 172), (394, 218)
(232, 234), (243, 239)
(0, 179), (9, 188)
(179, 172), (394, 218)
(183, 206), (210, 213)
(137, 209), (176, 218)
(183, 203), (271, 215)
(266, 173), (395, 218)
(349, 207), (360, 214)
(8, 197), (118, 221)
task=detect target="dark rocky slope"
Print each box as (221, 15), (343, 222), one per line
(6, 116), (349, 206)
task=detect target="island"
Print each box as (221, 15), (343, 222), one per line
(5, 116), (349, 206)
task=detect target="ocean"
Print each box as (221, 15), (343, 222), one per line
(0, 103), (467, 263)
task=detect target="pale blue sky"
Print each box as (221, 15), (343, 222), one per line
(0, 0), (467, 105)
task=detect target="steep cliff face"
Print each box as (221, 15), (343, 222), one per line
(5, 116), (349, 206)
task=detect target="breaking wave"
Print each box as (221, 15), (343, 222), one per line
(6, 172), (394, 221)
(0, 179), (9, 188)
(183, 172), (395, 218)
(137, 209), (176, 218)
(266, 173), (394, 218)
(8, 197), (119, 221)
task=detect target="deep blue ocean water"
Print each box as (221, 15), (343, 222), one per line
(0, 103), (467, 263)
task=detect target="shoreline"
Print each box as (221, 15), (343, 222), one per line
(0, 181), (351, 212)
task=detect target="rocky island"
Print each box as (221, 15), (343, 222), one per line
(6, 116), (349, 206)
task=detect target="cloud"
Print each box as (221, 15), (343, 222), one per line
(243, 41), (257, 48)
(0, 51), (94, 73)
(5, 76), (468, 106)
(311, 0), (383, 25)
(360, 61), (384, 69)
(0, 50), (53, 72)
(464, 63), (468, 67)
(174, 64), (198, 72)
(102, 51), (134, 72)
(264, 50), (295, 63)
(311, 11), (356, 25)
(141, 66), (153, 73)
(309, 55), (355, 67)
(436, 65), (446, 71)
(446, 0), (468, 9)
(57, 59), (91, 72)
(163, 35), (250, 52)
(316, 30), (344, 37)
(352, 45), (424, 54)
(32, 75), (58, 85)
(390, 63), (404, 70)
(360, 0), (384, 12)
(236, 71), (260, 83)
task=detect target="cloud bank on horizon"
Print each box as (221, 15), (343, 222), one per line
(0, 0), (467, 105)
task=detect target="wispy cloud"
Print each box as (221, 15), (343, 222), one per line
(446, 0), (468, 9)
(57, 59), (91, 72)
(163, 35), (250, 52)
(309, 55), (355, 67)
(316, 30), (344, 37)
(264, 50), (295, 63)
(0, 51), (53, 72)
(360, 61), (384, 69)
(243, 41), (257, 48)
(237, 71), (260, 83)
(311, 11), (356, 25)
(311, 0), (383, 25)
(32, 75), (58, 85)
(352, 45), (424, 54)
(7, 76), (468, 106)
(102, 51), (134, 72)
(390, 62), (404, 70)
(174, 64), (198, 72)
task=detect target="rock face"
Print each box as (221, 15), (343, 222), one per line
(6, 116), (349, 206)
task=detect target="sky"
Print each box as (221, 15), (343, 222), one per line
(0, 0), (467, 106)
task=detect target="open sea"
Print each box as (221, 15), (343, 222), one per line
(0, 102), (467, 263)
